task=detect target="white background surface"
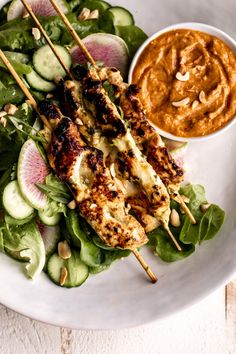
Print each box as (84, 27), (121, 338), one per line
(1, 0), (236, 352)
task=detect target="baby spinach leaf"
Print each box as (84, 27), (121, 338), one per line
(179, 184), (207, 245)
(98, 9), (115, 34)
(148, 227), (195, 262)
(65, 210), (102, 267)
(115, 25), (148, 58)
(0, 84), (25, 109)
(199, 204), (225, 243)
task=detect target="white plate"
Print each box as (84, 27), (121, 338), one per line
(0, 0), (236, 330)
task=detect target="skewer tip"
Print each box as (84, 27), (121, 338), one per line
(164, 225), (182, 251)
(132, 248), (157, 283)
(176, 194), (197, 225)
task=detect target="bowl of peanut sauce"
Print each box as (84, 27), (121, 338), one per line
(129, 23), (236, 141)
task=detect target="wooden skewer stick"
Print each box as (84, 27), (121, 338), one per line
(20, 0), (73, 80)
(176, 193), (196, 224)
(49, 0), (97, 66)
(132, 248), (157, 283)
(0, 49), (157, 284)
(0, 49), (51, 130)
(164, 224), (182, 251)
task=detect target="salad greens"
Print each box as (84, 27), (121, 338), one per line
(148, 184), (225, 262)
(0, 0), (225, 288)
(2, 219), (45, 278)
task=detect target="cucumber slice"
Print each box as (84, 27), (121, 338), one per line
(37, 221), (60, 256)
(33, 45), (72, 81)
(38, 210), (61, 226)
(17, 139), (49, 210)
(7, 0), (69, 21)
(25, 68), (56, 93)
(2, 180), (34, 220)
(108, 6), (134, 26)
(47, 251), (89, 287)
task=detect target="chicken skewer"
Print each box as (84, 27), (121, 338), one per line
(72, 64), (182, 251)
(98, 68), (196, 224)
(39, 100), (148, 250)
(0, 49), (157, 283)
(60, 80), (160, 233)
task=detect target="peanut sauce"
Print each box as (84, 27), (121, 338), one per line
(132, 29), (236, 137)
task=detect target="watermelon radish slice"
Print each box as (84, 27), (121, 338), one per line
(17, 139), (50, 210)
(162, 138), (188, 169)
(7, 0), (69, 21)
(70, 33), (129, 77)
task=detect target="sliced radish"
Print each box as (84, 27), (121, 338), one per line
(17, 139), (50, 210)
(7, 0), (69, 21)
(70, 33), (129, 77)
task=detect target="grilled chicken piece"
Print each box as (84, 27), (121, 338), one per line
(72, 65), (171, 227)
(59, 80), (159, 232)
(120, 85), (184, 193)
(38, 101), (148, 249)
(97, 67), (184, 193)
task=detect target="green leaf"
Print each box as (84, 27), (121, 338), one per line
(115, 25), (148, 58)
(3, 220), (45, 278)
(0, 51), (31, 75)
(65, 210), (102, 267)
(148, 227), (195, 262)
(179, 184), (207, 245)
(98, 9), (115, 34)
(36, 174), (71, 205)
(0, 84), (25, 109)
(199, 204), (225, 243)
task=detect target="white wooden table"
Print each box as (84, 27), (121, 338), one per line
(0, 281), (235, 354)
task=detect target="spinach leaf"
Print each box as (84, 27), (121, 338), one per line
(98, 9), (115, 34)
(115, 25), (148, 58)
(179, 184), (207, 245)
(89, 249), (131, 274)
(0, 28), (39, 52)
(148, 227), (195, 262)
(199, 204), (225, 243)
(65, 210), (102, 267)
(0, 84), (25, 109)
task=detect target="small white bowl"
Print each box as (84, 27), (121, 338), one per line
(128, 22), (236, 142)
